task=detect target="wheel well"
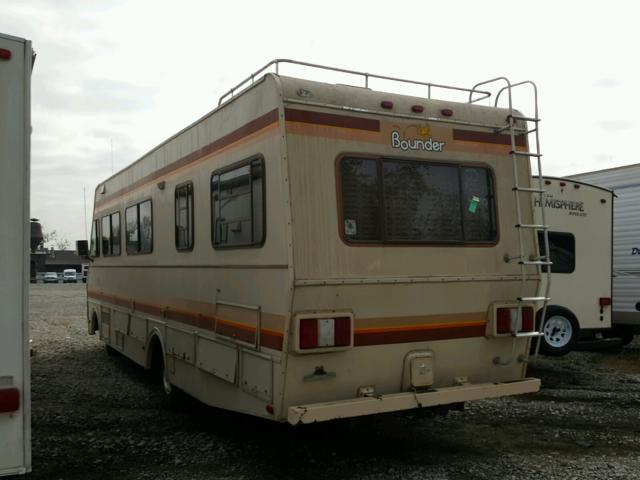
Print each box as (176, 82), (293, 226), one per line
(147, 334), (164, 372)
(91, 312), (99, 333)
(537, 305), (577, 324)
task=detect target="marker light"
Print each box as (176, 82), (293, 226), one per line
(441, 108), (453, 117)
(381, 101), (393, 109)
(0, 388), (20, 413)
(0, 48), (11, 60)
(411, 105), (424, 113)
(599, 297), (612, 307)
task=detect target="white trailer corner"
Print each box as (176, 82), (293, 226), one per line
(0, 33), (33, 477)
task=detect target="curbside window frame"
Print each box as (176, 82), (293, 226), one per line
(210, 155), (266, 249)
(175, 182), (194, 252)
(125, 199), (153, 255)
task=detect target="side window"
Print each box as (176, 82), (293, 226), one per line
(139, 200), (153, 253)
(100, 212), (121, 256)
(101, 216), (111, 255)
(111, 212), (121, 256)
(126, 200), (153, 254)
(175, 183), (194, 251)
(538, 231), (575, 273)
(211, 157), (264, 248)
(125, 205), (139, 254)
(90, 219), (100, 257)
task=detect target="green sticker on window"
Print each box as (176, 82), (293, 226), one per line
(468, 196), (480, 214)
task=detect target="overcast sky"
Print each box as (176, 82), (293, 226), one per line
(2, 0), (638, 243)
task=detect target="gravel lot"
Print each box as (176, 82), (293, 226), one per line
(29, 284), (640, 480)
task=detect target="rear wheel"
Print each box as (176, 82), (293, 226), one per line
(539, 307), (579, 356)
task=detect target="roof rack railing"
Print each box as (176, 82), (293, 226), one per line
(218, 59), (494, 106)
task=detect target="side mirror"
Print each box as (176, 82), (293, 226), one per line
(76, 240), (89, 259)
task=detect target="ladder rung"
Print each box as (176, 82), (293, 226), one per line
(519, 260), (552, 265)
(515, 224), (549, 230)
(513, 331), (544, 338)
(512, 187), (545, 193)
(510, 150), (542, 158)
(518, 297), (550, 302)
(508, 114), (540, 123)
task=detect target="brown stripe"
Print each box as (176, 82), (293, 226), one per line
(95, 108), (280, 208)
(354, 323), (485, 347)
(453, 129), (526, 147)
(285, 108), (380, 132)
(260, 331), (284, 351)
(87, 290), (283, 351)
(215, 321), (256, 345)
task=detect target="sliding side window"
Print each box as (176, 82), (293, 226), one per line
(89, 219), (100, 257)
(211, 157), (264, 248)
(126, 200), (153, 254)
(175, 183), (194, 251)
(340, 157), (496, 244)
(100, 212), (121, 256)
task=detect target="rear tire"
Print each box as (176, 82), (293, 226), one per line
(539, 307), (579, 356)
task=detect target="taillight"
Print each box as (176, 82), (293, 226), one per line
(0, 388), (20, 413)
(0, 48), (11, 60)
(299, 318), (318, 349)
(497, 307), (534, 334)
(299, 317), (351, 349)
(599, 297), (612, 307)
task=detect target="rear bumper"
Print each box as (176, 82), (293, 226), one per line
(288, 377), (540, 425)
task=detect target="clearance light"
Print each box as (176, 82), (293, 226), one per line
(497, 307), (534, 334)
(381, 100), (393, 109)
(599, 297), (612, 307)
(300, 317), (350, 349)
(0, 388), (20, 413)
(559, 181), (566, 187)
(441, 108), (453, 117)
(411, 105), (424, 113)
(545, 180), (552, 185)
(0, 48), (11, 60)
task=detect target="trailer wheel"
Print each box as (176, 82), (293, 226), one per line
(539, 307), (579, 356)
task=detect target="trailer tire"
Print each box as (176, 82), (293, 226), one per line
(539, 307), (579, 356)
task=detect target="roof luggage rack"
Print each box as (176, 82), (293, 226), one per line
(218, 59), (497, 106)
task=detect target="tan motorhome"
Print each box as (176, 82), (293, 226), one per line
(533, 177), (613, 355)
(85, 60), (550, 424)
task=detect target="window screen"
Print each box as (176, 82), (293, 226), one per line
(126, 200), (153, 254)
(212, 158), (264, 248)
(538, 231), (575, 273)
(341, 157), (496, 243)
(175, 183), (194, 250)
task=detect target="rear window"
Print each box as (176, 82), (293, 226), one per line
(340, 157), (496, 244)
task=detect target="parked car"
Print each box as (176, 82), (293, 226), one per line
(62, 269), (77, 283)
(43, 272), (58, 283)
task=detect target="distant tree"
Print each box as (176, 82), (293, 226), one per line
(42, 229), (71, 250)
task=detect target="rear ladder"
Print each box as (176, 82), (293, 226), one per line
(471, 79), (551, 362)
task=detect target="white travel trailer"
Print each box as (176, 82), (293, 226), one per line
(533, 176), (613, 355)
(571, 164), (640, 344)
(0, 33), (33, 477)
(85, 60), (551, 424)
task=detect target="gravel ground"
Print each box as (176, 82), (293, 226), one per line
(28, 284), (640, 480)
